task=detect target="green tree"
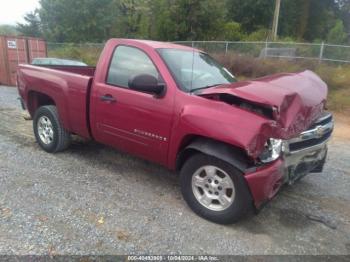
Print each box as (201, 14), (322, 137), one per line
(111, 0), (152, 38)
(167, 0), (227, 40)
(327, 19), (348, 43)
(227, 0), (341, 42)
(25, 0), (350, 43)
(150, 0), (178, 40)
(39, 0), (117, 42)
(16, 11), (42, 37)
(301, 0), (337, 41)
(0, 25), (18, 36)
(227, 0), (274, 34)
(279, 0), (338, 41)
(336, 0), (350, 38)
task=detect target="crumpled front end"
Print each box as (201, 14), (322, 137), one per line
(245, 112), (334, 208)
(199, 70), (328, 159)
(197, 70), (333, 208)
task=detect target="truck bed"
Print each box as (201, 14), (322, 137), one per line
(36, 65), (96, 77)
(17, 64), (93, 138)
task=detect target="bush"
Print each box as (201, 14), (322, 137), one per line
(327, 20), (348, 45)
(243, 28), (270, 41)
(220, 22), (245, 41)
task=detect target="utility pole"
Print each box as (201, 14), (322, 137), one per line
(272, 0), (281, 41)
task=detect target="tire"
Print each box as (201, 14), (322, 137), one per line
(180, 153), (252, 224)
(33, 105), (71, 153)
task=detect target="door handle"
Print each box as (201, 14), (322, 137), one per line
(100, 94), (116, 103)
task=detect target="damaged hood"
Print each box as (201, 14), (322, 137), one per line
(199, 70), (328, 139)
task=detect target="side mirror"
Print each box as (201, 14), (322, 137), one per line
(128, 74), (165, 96)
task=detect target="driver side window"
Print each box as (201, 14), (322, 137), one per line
(107, 45), (159, 88)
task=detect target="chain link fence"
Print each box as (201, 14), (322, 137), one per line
(46, 41), (350, 65)
(174, 41), (350, 63)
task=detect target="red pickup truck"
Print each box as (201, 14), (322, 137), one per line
(17, 39), (333, 224)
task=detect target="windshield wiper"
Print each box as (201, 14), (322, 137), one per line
(190, 84), (221, 93)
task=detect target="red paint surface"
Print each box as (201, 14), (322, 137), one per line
(200, 70), (327, 158)
(46, 65), (96, 77)
(17, 39), (328, 206)
(245, 159), (285, 207)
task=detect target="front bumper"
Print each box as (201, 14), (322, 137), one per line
(245, 112), (334, 208)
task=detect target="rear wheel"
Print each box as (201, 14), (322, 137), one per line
(180, 153), (252, 224)
(33, 105), (71, 153)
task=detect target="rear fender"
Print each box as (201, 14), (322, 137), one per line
(26, 89), (69, 131)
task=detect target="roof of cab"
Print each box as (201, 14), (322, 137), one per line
(112, 38), (200, 51)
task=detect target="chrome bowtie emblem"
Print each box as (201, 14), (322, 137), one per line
(315, 126), (325, 138)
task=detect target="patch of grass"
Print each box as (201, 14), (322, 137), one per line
(48, 44), (103, 66)
(214, 53), (350, 113)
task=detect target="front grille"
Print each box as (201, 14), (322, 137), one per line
(289, 131), (332, 151)
(308, 112), (333, 129)
(288, 112), (333, 152)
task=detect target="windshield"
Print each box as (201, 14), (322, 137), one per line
(157, 49), (236, 92)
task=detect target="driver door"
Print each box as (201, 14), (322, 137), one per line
(91, 45), (174, 165)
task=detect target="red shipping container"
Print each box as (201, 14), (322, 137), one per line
(0, 35), (47, 86)
(28, 38), (47, 63)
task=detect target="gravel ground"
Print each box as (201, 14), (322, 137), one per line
(0, 85), (349, 255)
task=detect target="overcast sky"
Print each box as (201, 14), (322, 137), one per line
(0, 0), (40, 25)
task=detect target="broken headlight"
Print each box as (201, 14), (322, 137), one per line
(259, 138), (283, 163)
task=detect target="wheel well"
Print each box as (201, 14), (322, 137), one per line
(27, 91), (55, 116)
(176, 136), (251, 173)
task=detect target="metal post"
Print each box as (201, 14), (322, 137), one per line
(272, 0), (281, 41)
(225, 42), (228, 55)
(319, 42), (325, 63)
(265, 40), (269, 58)
(191, 41), (194, 48)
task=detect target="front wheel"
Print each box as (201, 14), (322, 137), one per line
(33, 105), (71, 153)
(180, 153), (252, 224)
